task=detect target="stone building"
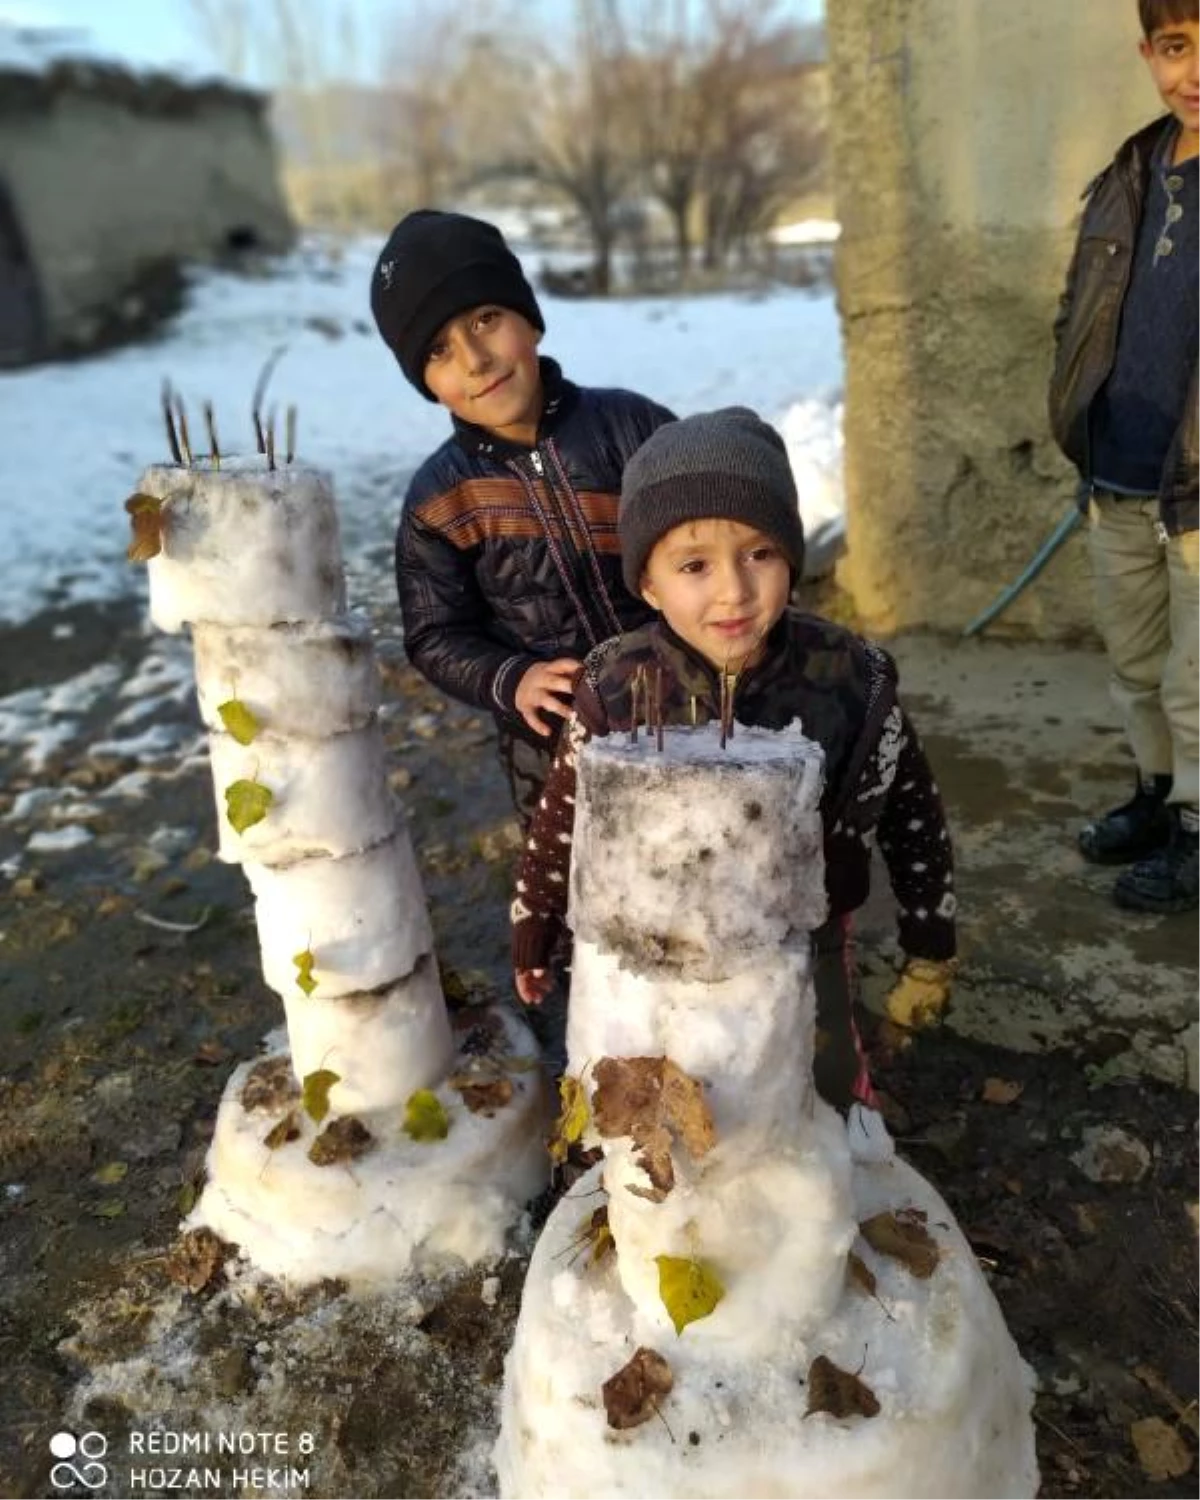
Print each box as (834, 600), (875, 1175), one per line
(0, 53), (293, 367)
(828, 2), (1166, 639)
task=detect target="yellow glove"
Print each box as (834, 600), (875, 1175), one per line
(884, 957), (957, 1031)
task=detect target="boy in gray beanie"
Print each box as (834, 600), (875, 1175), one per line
(368, 209), (675, 830)
(512, 407), (959, 1111)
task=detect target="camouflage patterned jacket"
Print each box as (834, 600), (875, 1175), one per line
(511, 610), (957, 972)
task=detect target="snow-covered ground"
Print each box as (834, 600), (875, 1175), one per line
(0, 236), (844, 630)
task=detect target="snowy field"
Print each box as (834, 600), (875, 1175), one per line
(0, 236), (845, 630)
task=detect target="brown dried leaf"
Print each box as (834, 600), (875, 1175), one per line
(981, 1076), (1024, 1105)
(1130, 1417), (1193, 1481)
(860, 1208), (940, 1279)
(263, 1111), (300, 1149)
(592, 1056), (715, 1202)
(308, 1115), (374, 1167)
(602, 1347), (674, 1430)
(586, 1205), (614, 1266)
(846, 1250), (877, 1296)
(451, 1075), (514, 1116)
(193, 1039), (229, 1066)
(165, 1226), (234, 1293)
(125, 492), (164, 562)
(241, 1056), (299, 1113)
(805, 1354), (880, 1420)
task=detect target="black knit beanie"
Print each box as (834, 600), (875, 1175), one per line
(369, 210), (545, 400)
(618, 407), (805, 594)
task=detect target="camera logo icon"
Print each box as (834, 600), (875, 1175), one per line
(49, 1430), (109, 1490)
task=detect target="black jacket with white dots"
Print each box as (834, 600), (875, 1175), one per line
(512, 609), (958, 974)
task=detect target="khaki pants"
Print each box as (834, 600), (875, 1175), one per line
(1087, 493), (1199, 807)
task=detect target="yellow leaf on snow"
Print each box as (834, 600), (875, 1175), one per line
(292, 948), (318, 996)
(217, 698), (261, 746)
(404, 1088), (450, 1141)
(548, 1074), (589, 1164)
(224, 778), (273, 834)
(301, 1067), (340, 1124)
(655, 1254), (724, 1335)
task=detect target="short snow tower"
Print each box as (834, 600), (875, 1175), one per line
(128, 429), (546, 1284)
(495, 722), (1037, 1498)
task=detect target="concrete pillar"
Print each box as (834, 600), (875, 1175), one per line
(828, 0), (1162, 638)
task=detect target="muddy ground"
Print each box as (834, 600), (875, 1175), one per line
(0, 573), (1196, 1500)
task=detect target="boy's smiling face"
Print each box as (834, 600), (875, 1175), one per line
(423, 304), (544, 444)
(1140, 19), (1200, 139)
(640, 518), (791, 672)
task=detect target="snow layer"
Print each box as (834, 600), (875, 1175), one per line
(498, 719), (1037, 1498)
(567, 940), (816, 1143)
(601, 1108), (857, 1352)
(568, 723), (827, 979)
(192, 613), (379, 737)
(209, 721), (396, 864)
(196, 1013), (551, 1285)
(0, 238), (842, 630)
(140, 459), (346, 631)
(495, 1156), (1038, 1499)
(280, 956), (455, 1116)
(245, 827), (434, 1000)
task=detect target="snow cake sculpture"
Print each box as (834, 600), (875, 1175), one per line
(495, 722), (1037, 1498)
(126, 423), (547, 1285)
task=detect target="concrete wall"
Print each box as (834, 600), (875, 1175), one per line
(0, 65), (294, 362)
(828, 0), (1164, 639)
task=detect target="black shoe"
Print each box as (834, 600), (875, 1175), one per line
(1078, 775), (1172, 865)
(1113, 807), (1199, 914)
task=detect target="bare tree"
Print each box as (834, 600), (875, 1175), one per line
(183, 0), (256, 78)
(695, 2), (823, 269)
(528, 0), (640, 294)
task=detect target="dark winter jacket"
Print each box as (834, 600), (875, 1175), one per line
(1048, 115), (1198, 535)
(511, 610), (957, 972)
(395, 358), (676, 745)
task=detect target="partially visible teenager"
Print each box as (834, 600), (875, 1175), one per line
(369, 209), (675, 827)
(1049, 0), (1199, 913)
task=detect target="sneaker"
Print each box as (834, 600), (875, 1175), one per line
(1078, 774), (1172, 865)
(1113, 806), (1199, 914)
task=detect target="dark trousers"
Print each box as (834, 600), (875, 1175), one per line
(812, 914), (878, 1111)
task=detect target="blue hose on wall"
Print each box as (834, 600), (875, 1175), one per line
(962, 507), (1083, 638)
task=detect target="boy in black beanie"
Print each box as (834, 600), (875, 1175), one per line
(370, 209), (675, 825)
(511, 407), (958, 1111)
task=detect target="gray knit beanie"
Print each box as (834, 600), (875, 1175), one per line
(618, 407), (804, 594)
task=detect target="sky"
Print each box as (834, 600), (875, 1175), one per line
(2, 0), (823, 82)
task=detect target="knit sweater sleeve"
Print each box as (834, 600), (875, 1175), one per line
(511, 673), (610, 970)
(874, 709), (958, 961)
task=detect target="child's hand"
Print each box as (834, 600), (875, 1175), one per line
(516, 658), (580, 737)
(884, 957), (957, 1031)
(515, 968), (553, 1006)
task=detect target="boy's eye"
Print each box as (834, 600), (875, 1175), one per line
(679, 559), (706, 575)
(747, 546), (779, 563)
(426, 340), (448, 362)
(475, 308), (502, 329)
